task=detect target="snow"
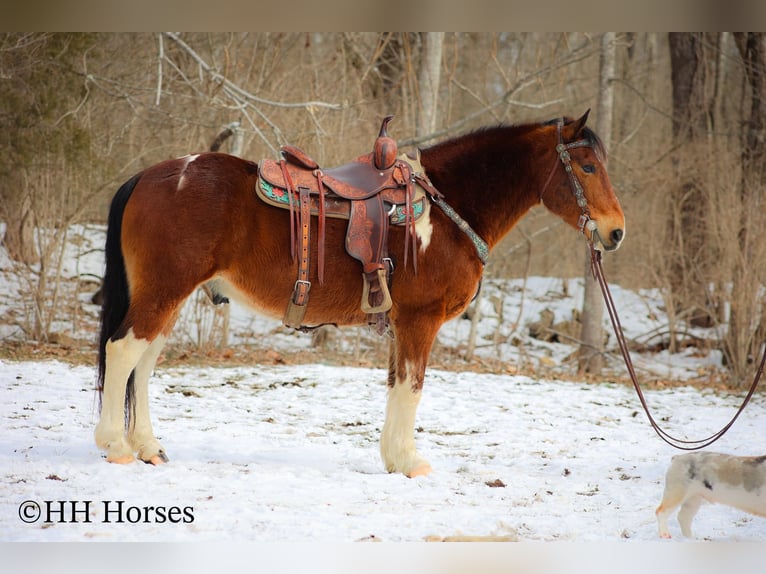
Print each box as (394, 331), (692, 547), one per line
(1, 224), (765, 550)
(2, 360), (764, 543)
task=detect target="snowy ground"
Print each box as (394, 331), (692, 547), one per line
(2, 359), (764, 542)
(1, 224), (765, 546)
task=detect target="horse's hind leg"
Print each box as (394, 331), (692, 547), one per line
(128, 334), (170, 464)
(94, 330), (151, 463)
(96, 295), (180, 464)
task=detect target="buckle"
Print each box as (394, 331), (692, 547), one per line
(293, 279), (311, 294)
(577, 214), (590, 233)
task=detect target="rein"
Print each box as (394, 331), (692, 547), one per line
(430, 195), (490, 265)
(549, 116), (763, 450)
(588, 243), (765, 450)
(412, 171), (489, 265)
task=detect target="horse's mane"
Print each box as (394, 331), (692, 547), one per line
(423, 117), (606, 163)
(420, 122), (537, 161)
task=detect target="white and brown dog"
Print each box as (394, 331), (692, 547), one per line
(656, 452), (766, 538)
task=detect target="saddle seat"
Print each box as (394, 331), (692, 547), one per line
(256, 116), (436, 333)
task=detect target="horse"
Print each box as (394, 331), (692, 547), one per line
(94, 110), (625, 477)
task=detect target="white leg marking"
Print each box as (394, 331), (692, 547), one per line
(380, 362), (431, 477)
(94, 329), (150, 463)
(129, 334), (168, 462)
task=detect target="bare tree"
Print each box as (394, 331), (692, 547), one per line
(578, 32), (616, 374)
(727, 32), (766, 385)
(416, 32), (444, 141)
(0, 33), (91, 265)
(6, 31), (764, 387)
(666, 33), (720, 337)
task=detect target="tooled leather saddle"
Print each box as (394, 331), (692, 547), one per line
(257, 116), (439, 333)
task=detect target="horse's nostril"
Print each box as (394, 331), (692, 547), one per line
(611, 229), (624, 244)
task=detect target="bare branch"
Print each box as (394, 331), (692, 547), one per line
(163, 32), (346, 111)
(398, 42), (599, 149)
(155, 33), (163, 107)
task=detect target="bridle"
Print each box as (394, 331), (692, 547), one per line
(539, 118), (600, 243)
(540, 118), (762, 450)
(540, 119), (764, 450)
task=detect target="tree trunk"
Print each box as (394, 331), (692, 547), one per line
(416, 32), (444, 142)
(2, 194), (39, 265)
(728, 33), (766, 386)
(207, 122), (244, 349)
(578, 32), (615, 374)
(666, 33), (720, 341)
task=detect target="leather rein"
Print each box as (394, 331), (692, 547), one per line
(550, 118), (764, 450)
(589, 244), (765, 450)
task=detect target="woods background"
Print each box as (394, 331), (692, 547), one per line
(1, 32), (764, 386)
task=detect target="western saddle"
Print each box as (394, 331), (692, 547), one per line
(257, 116), (440, 334)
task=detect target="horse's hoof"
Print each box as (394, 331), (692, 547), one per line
(145, 452), (169, 465)
(106, 454), (136, 464)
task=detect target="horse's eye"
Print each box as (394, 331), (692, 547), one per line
(582, 164), (596, 174)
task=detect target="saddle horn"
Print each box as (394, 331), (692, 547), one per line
(373, 115), (397, 171)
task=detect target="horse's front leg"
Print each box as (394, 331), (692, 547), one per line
(380, 315), (440, 477)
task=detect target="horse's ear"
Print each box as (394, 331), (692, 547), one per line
(577, 109), (590, 130)
(563, 109), (590, 140)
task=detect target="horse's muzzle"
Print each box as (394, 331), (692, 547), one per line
(590, 224), (624, 252)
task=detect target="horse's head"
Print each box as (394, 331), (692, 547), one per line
(539, 111), (625, 251)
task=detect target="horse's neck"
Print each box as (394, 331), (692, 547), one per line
(421, 134), (544, 249)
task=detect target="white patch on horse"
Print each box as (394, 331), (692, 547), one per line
(414, 203), (433, 253)
(177, 154), (200, 191)
(400, 152), (434, 253)
(202, 275), (284, 321)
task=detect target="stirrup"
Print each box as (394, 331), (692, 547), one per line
(360, 268), (392, 314)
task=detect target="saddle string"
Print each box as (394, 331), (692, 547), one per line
(404, 165), (418, 274)
(279, 159), (298, 261)
(316, 169), (326, 285)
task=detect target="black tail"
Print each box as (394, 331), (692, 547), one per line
(97, 173), (142, 411)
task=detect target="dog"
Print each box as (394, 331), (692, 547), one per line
(656, 452), (766, 538)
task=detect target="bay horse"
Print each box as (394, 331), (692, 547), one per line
(95, 111), (625, 477)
